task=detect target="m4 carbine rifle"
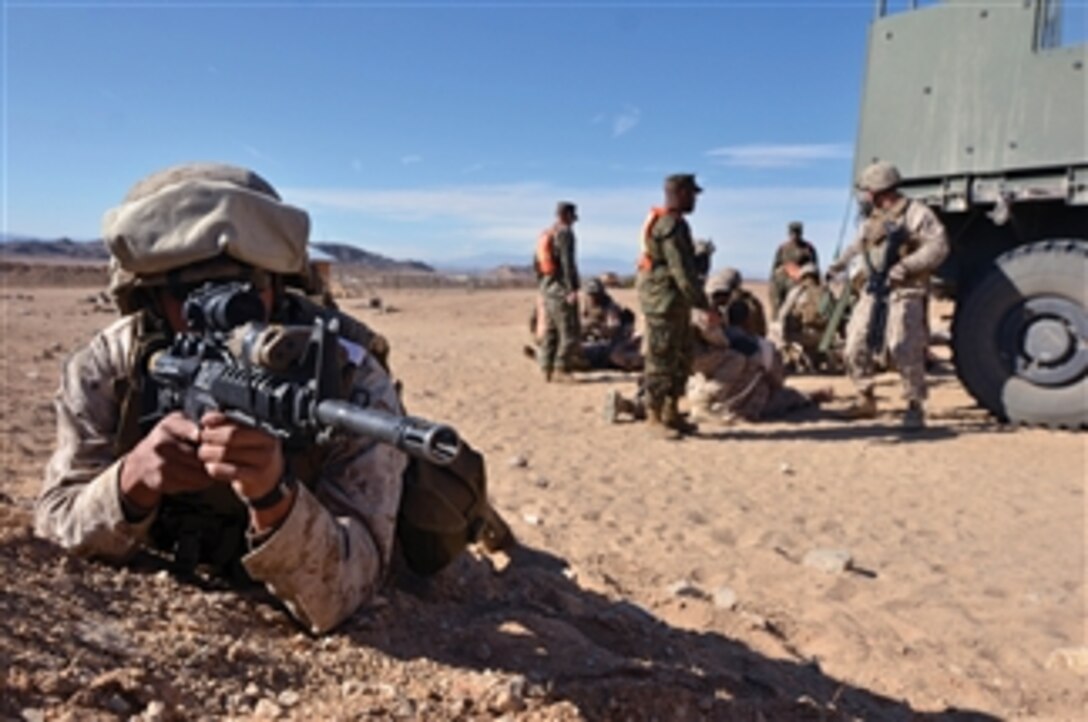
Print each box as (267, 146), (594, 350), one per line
(147, 281), (460, 465)
(863, 221), (908, 354)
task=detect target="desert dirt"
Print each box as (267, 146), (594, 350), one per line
(0, 283), (1084, 721)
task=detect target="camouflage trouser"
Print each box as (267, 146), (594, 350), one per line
(539, 292), (580, 373)
(643, 309), (693, 404)
(844, 289), (928, 402)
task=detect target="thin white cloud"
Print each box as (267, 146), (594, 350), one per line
(612, 106), (641, 137)
(706, 143), (851, 168)
(401, 154), (424, 165)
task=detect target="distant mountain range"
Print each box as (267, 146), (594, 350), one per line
(0, 236), (434, 275)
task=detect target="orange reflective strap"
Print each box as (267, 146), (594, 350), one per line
(637, 207), (672, 272)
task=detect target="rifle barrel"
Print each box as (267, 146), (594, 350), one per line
(314, 400), (461, 466)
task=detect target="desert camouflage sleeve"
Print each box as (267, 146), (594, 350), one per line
(898, 202), (950, 276)
(829, 225), (865, 274)
(241, 350), (407, 634)
(35, 317), (160, 559)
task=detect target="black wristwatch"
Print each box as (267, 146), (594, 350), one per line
(244, 470), (297, 510)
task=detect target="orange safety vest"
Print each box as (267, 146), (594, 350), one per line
(637, 207), (676, 272)
(535, 227), (558, 278)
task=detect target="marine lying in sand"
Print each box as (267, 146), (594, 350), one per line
(605, 272), (830, 427)
(35, 163), (505, 634)
(525, 277), (644, 373)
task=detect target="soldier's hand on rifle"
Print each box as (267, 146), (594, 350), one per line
(119, 411), (215, 510)
(197, 412), (289, 527)
(888, 263), (907, 284)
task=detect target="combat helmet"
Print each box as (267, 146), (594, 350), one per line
(856, 161), (902, 194)
(102, 162), (312, 313)
(705, 267), (742, 297)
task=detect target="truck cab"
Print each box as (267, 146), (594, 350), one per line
(855, 0), (1087, 427)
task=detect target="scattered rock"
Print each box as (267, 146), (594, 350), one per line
(487, 675), (528, 714)
(142, 700), (167, 722)
(20, 709), (45, 722)
(531, 475), (550, 489)
(1046, 647), (1088, 674)
(712, 585), (738, 610)
(277, 689), (300, 707)
(779, 462), (795, 475)
(243, 682), (261, 700)
(666, 579), (707, 600)
(253, 698), (283, 718)
(508, 455), (529, 468)
(521, 512), (542, 526)
(802, 548), (854, 574)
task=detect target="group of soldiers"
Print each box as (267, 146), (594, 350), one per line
(530, 162), (949, 438)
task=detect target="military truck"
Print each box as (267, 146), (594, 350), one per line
(853, 0), (1087, 428)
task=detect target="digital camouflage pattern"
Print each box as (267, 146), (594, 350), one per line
(769, 237), (819, 316)
(35, 312), (407, 634)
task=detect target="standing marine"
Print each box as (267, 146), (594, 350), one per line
(826, 161), (949, 429)
(769, 220), (820, 317)
(636, 174), (714, 439)
(534, 201), (582, 382)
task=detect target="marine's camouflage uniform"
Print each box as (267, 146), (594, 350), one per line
(836, 197), (948, 402)
(35, 312), (407, 635)
(539, 223), (581, 374)
(688, 309), (813, 421)
(769, 237), (819, 316)
(638, 212), (709, 405)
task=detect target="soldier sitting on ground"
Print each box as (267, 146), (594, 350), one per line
(708, 267), (767, 338)
(768, 262), (837, 373)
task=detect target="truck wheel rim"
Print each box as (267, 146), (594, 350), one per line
(1000, 296), (1088, 387)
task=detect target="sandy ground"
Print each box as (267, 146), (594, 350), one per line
(0, 285), (1084, 721)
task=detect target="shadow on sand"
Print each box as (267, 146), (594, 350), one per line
(341, 543), (1000, 721)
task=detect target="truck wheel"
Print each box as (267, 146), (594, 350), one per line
(953, 240), (1087, 428)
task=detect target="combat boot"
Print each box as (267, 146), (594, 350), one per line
(603, 390), (645, 423)
(663, 397), (699, 436)
(552, 370), (577, 384)
(902, 401), (925, 431)
(841, 392), (877, 420)
(646, 401), (681, 441)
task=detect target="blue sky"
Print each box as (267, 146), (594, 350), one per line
(3, 1), (1086, 275)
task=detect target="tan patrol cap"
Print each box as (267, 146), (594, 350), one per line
(665, 174), (703, 194)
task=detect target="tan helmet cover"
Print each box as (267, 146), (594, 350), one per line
(857, 161), (902, 193)
(705, 266), (742, 296)
(103, 163), (310, 278)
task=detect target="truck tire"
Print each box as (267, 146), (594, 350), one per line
(953, 240), (1087, 429)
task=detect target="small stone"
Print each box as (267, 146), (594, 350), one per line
(243, 683), (261, 699)
(143, 700), (167, 722)
(20, 709), (45, 722)
(253, 699), (283, 718)
(153, 570), (171, 583)
(1046, 647), (1088, 674)
(802, 548), (854, 574)
(508, 455), (529, 469)
(277, 690), (300, 707)
(522, 512), (542, 526)
(341, 680), (364, 697)
(666, 579), (706, 600)
(488, 675), (528, 714)
(779, 462), (795, 475)
(104, 694), (131, 715)
(712, 586), (738, 610)
(532, 475), (550, 489)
